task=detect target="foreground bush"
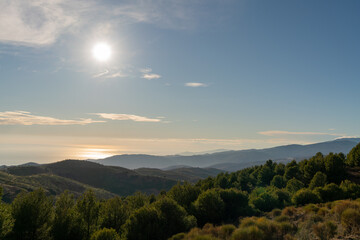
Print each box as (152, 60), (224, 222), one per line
(91, 228), (120, 240)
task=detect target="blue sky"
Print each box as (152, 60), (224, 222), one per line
(1, 0), (360, 164)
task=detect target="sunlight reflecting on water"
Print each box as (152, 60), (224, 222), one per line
(76, 147), (117, 159)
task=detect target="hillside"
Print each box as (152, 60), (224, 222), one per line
(93, 138), (360, 171)
(0, 171), (115, 203)
(3, 160), (177, 196)
(135, 167), (223, 183)
(171, 199), (360, 240)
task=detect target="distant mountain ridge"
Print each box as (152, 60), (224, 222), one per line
(0, 160), (223, 201)
(92, 138), (360, 171)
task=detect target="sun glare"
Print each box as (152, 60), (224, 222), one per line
(92, 42), (112, 62)
(79, 148), (113, 159)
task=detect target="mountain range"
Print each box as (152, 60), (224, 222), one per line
(0, 160), (222, 202)
(92, 138), (360, 171)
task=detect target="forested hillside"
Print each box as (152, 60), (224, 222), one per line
(0, 143), (359, 239)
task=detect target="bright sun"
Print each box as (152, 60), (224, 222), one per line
(92, 42), (112, 62)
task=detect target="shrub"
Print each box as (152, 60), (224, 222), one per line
(315, 183), (344, 202)
(341, 208), (360, 234)
(231, 226), (265, 240)
(278, 222), (296, 236)
(169, 232), (186, 240)
(218, 224), (236, 239)
(255, 217), (278, 237)
(239, 217), (257, 228)
(303, 204), (319, 213)
(292, 189), (321, 206)
(274, 215), (290, 223)
(340, 180), (360, 199)
(332, 200), (360, 220)
(312, 221), (337, 240)
(90, 228), (120, 240)
(282, 206), (297, 217)
(317, 207), (329, 217)
(270, 208), (282, 218)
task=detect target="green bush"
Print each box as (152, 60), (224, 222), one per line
(231, 226), (265, 240)
(169, 232), (186, 240)
(91, 228), (120, 240)
(218, 224), (236, 239)
(292, 189), (321, 206)
(274, 215), (290, 222)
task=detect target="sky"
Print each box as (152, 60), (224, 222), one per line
(1, 0), (360, 164)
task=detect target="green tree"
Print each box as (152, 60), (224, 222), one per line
(122, 206), (162, 240)
(76, 190), (101, 240)
(284, 166), (300, 181)
(52, 191), (83, 240)
(274, 163), (285, 176)
(315, 183), (344, 202)
(194, 189), (225, 226)
(286, 178), (304, 193)
(219, 188), (250, 220)
(258, 166), (275, 186)
(271, 175), (286, 188)
(301, 153), (325, 182)
(91, 228), (120, 240)
(347, 143), (360, 167)
(292, 189), (321, 206)
(340, 180), (360, 199)
(309, 172), (327, 189)
(215, 173), (231, 189)
(167, 182), (200, 213)
(250, 192), (279, 212)
(154, 197), (196, 239)
(11, 188), (53, 240)
(0, 187), (13, 239)
(324, 153), (346, 183)
(100, 196), (129, 234)
(125, 192), (149, 211)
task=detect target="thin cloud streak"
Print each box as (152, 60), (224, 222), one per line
(94, 113), (162, 122)
(140, 68), (161, 80)
(258, 130), (342, 137)
(142, 73), (161, 80)
(185, 82), (207, 87)
(0, 111), (103, 125)
(92, 69), (128, 79)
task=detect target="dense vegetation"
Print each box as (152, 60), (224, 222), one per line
(0, 142), (359, 240)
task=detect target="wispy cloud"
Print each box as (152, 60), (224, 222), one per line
(92, 69), (128, 79)
(0, 0), (205, 46)
(185, 82), (207, 87)
(0, 111), (103, 125)
(140, 68), (161, 80)
(94, 113), (163, 122)
(258, 130), (341, 137)
(0, 0), (85, 46)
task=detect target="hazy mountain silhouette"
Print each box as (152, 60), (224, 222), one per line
(93, 138), (360, 171)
